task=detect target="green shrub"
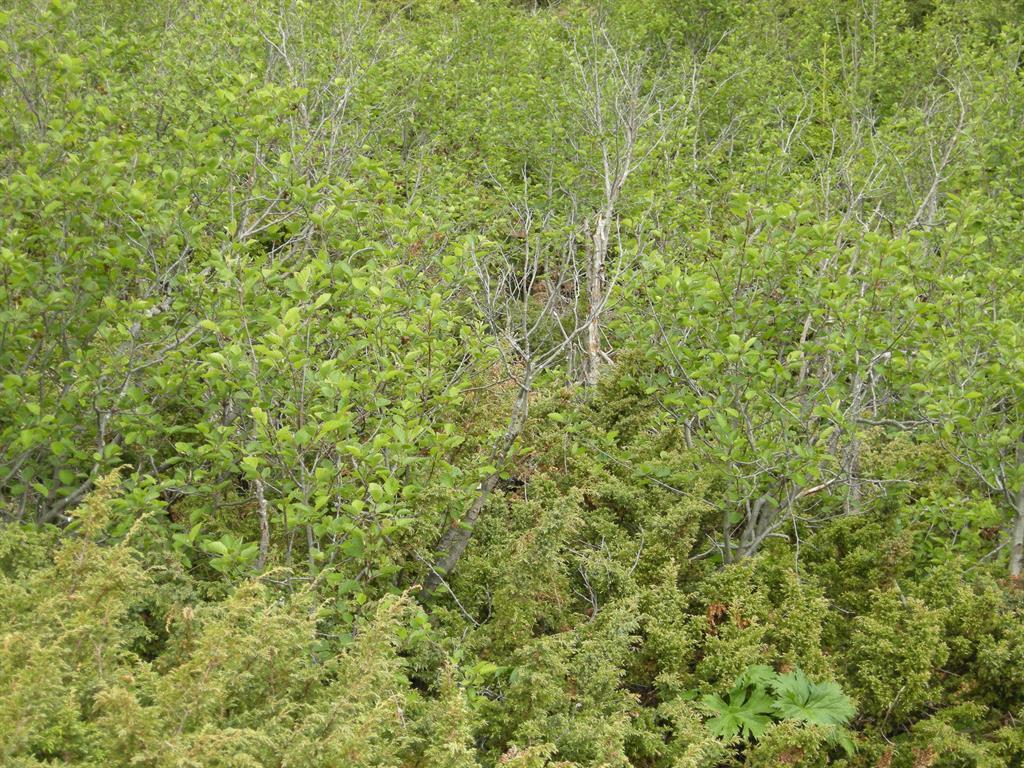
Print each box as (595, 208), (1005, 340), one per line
(844, 589), (949, 725)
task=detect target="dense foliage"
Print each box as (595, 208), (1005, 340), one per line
(2, 0), (1024, 765)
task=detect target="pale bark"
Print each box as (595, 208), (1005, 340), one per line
(254, 476), (270, 573)
(1011, 487), (1024, 580)
(584, 211), (611, 387)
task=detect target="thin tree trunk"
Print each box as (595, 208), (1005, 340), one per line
(1010, 487), (1024, 580)
(423, 371), (533, 595)
(585, 211), (610, 387)
(254, 477), (270, 572)
(737, 494), (778, 560)
(721, 507), (732, 565)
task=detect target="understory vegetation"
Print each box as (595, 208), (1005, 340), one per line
(2, 0), (1024, 765)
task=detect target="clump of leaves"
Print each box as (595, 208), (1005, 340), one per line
(701, 665), (855, 754)
(702, 682), (775, 740)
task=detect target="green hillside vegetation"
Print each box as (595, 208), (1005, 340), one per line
(2, 0), (1024, 765)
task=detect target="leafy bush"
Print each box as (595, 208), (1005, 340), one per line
(2, 0), (1024, 765)
(702, 666), (855, 755)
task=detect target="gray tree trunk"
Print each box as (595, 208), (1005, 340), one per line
(1010, 487), (1024, 580)
(423, 372), (533, 595)
(584, 211), (610, 387)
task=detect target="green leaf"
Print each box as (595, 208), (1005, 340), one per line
(702, 685), (774, 741)
(735, 664), (777, 689)
(771, 670), (855, 727)
(204, 540), (229, 556)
